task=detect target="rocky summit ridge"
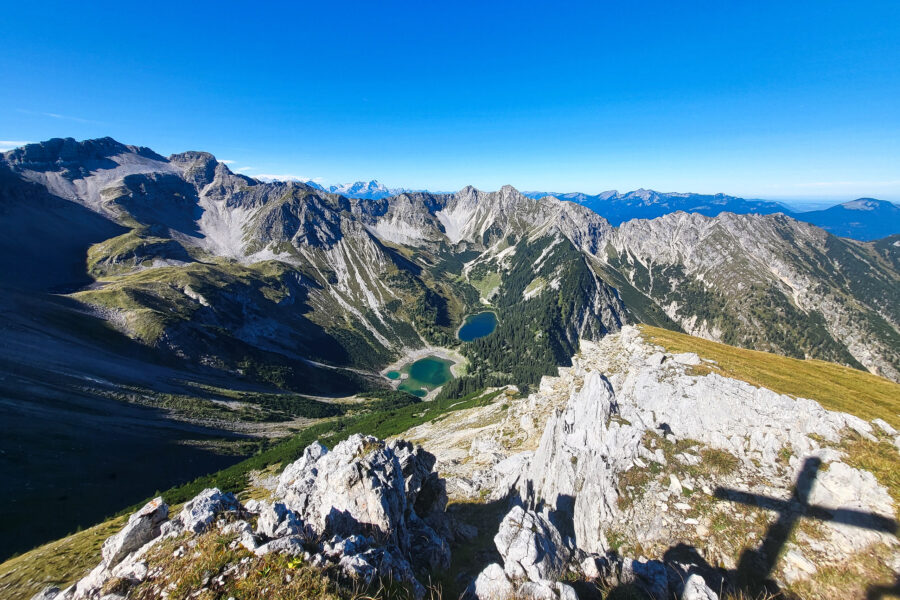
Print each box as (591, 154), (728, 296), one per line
(29, 326), (899, 600)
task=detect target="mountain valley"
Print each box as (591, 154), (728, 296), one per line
(1, 137), (899, 599)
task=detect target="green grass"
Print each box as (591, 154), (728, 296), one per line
(640, 324), (900, 428)
(470, 271), (501, 299)
(840, 432), (900, 520)
(0, 514), (129, 600)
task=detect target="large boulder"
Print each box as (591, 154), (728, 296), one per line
(389, 439), (449, 525)
(521, 372), (643, 554)
(681, 573), (720, 600)
(273, 435), (454, 597)
(340, 547), (425, 599)
(178, 488), (241, 534)
(278, 435), (410, 548)
(494, 505), (568, 582)
(255, 500), (306, 539)
(276, 441), (327, 499)
(63, 437), (453, 600)
(101, 497), (168, 566)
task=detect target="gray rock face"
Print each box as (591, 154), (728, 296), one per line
(101, 497), (167, 566)
(340, 546), (425, 598)
(521, 371), (640, 554)
(274, 434), (452, 596)
(471, 563), (515, 600)
(323, 534), (372, 559)
(277, 434), (409, 547)
(516, 581), (558, 600)
(253, 535), (306, 557)
(255, 501), (306, 539)
(177, 488), (240, 534)
(681, 573), (720, 600)
(30, 586), (61, 600)
(494, 506), (568, 582)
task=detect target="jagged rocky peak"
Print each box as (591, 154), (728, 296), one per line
(168, 150), (224, 188)
(248, 185), (349, 249)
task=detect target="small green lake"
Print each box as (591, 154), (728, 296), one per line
(386, 370), (400, 380)
(458, 311), (498, 342)
(393, 356), (454, 397)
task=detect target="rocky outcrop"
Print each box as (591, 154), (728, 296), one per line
(522, 371), (638, 555)
(413, 326), (898, 598)
(44, 434), (451, 600)
(177, 487), (242, 534)
(493, 506), (568, 582)
(100, 497), (168, 566)
(46, 490), (241, 600)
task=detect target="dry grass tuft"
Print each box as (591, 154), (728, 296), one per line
(840, 432), (900, 520)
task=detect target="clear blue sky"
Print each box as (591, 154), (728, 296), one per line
(2, 1), (899, 202)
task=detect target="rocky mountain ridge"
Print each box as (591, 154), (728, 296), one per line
(2, 137), (898, 386)
(522, 189), (900, 240)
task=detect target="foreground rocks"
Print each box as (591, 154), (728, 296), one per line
(38, 434), (452, 600)
(31, 327), (900, 599)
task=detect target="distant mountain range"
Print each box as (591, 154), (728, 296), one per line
(522, 189), (791, 225)
(792, 198), (900, 241)
(526, 189), (900, 241)
(300, 179), (418, 199)
(308, 181), (899, 241)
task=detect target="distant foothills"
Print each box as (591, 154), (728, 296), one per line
(296, 178), (899, 242)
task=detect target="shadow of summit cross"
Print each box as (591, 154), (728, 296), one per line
(713, 456), (898, 595)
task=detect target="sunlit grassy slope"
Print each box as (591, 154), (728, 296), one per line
(0, 515), (128, 600)
(640, 324), (900, 429)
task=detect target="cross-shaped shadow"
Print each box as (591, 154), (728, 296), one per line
(714, 456), (898, 594)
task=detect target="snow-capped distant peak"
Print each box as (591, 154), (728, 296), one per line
(328, 180), (397, 199)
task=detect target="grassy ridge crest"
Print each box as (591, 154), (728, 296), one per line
(640, 324), (900, 428)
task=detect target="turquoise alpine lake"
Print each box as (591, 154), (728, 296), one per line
(394, 355), (454, 397)
(457, 311), (498, 341)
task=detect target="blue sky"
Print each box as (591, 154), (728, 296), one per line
(2, 1), (899, 202)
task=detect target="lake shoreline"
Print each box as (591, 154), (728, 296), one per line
(456, 310), (498, 342)
(380, 345), (466, 400)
